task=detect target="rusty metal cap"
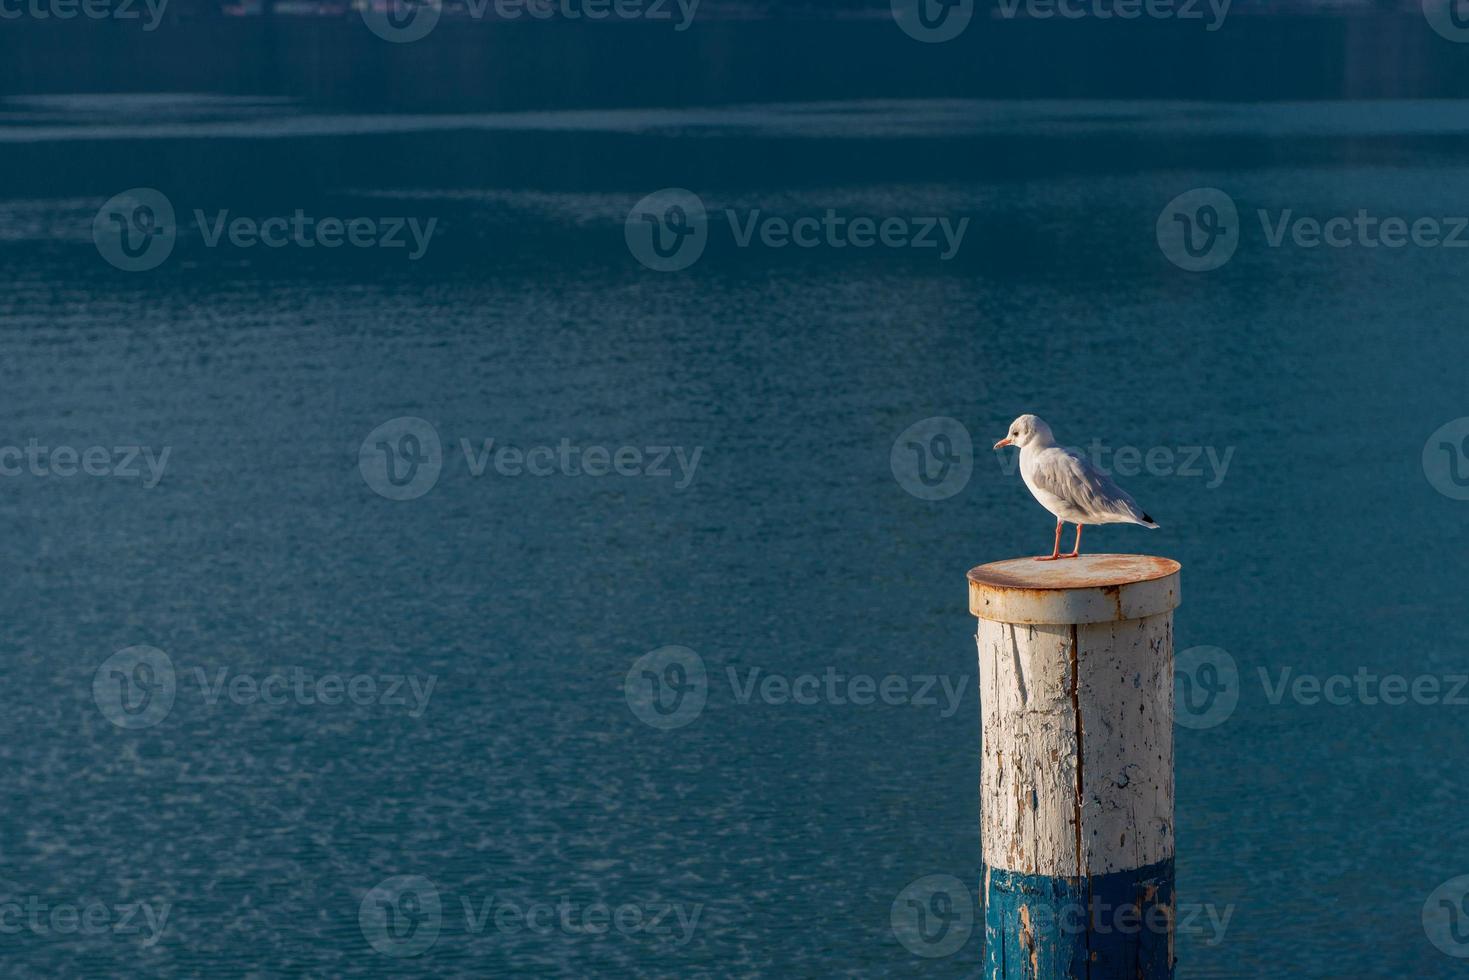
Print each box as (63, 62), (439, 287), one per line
(967, 554), (1181, 625)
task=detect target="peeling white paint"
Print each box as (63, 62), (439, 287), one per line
(977, 613), (1174, 877)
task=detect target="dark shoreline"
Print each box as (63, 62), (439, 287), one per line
(3, 13), (1469, 108)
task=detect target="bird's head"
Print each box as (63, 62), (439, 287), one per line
(993, 414), (1054, 451)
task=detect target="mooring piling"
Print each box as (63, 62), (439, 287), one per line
(968, 553), (1182, 979)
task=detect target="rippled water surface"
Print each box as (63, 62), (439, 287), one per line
(1, 96), (1467, 977)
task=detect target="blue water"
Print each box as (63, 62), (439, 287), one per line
(1, 96), (1467, 977)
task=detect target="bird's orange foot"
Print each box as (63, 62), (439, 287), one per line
(1033, 555), (1063, 562)
(1059, 552), (1080, 559)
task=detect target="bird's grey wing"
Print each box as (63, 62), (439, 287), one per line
(1030, 447), (1145, 520)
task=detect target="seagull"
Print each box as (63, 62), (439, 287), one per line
(993, 414), (1159, 562)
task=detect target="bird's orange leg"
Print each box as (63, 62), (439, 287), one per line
(1062, 524), (1083, 559)
(1034, 520), (1064, 561)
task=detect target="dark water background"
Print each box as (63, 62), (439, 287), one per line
(7, 14), (1469, 106)
(1, 95), (1468, 976)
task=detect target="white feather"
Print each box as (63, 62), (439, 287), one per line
(999, 414), (1159, 528)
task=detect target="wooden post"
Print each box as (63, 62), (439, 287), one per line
(967, 554), (1182, 979)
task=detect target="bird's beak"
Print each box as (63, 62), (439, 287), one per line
(993, 437), (1013, 450)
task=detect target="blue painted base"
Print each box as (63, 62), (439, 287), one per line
(983, 858), (1175, 979)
